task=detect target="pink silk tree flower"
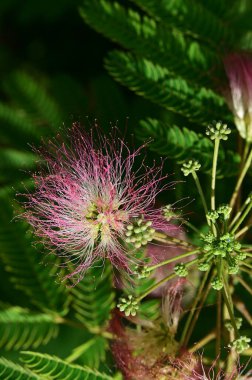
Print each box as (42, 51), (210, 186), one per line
(22, 124), (174, 283)
(224, 52), (252, 142)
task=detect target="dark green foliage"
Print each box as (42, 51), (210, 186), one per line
(0, 357), (38, 380)
(105, 50), (226, 125)
(21, 351), (114, 379)
(0, 71), (64, 148)
(130, 0), (235, 47)
(70, 264), (115, 330)
(66, 336), (108, 368)
(0, 306), (58, 350)
(138, 118), (241, 176)
(0, 196), (70, 314)
(80, 0), (218, 87)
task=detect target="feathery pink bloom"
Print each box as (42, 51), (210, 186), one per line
(224, 52), (252, 142)
(22, 124), (173, 283)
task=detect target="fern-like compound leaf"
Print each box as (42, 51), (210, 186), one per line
(80, 0), (217, 87)
(105, 50), (226, 125)
(0, 357), (39, 380)
(70, 264), (115, 331)
(138, 118), (240, 176)
(0, 306), (58, 350)
(0, 196), (70, 315)
(21, 351), (113, 379)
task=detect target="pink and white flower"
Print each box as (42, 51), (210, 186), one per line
(22, 123), (173, 282)
(224, 52), (252, 142)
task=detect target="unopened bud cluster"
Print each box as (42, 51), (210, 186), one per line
(117, 295), (139, 317)
(174, 263), (188, 277)
(206, 121), (231, 141)
(125, 218), (155, 249)
(229, 336), (251, 354)
(163, 204), (178, 221)
(207, 204), (232, 224)
(199, 232), (244, 288)
(181, 160), (201, 176)
(133, 264), (150, 279)
(224, 317), (242, 332)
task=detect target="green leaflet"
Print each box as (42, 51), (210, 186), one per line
(0, 196), (70, 314)
(66, 336), (108, 368)
(130, 0), (235, 47)
(0, 357), (39, 380)
(21, 351), (113, 380)
(4, 71), (62, 127)
(79, 0), (218, 87)
(0, 306), (58, 350)
(0, 148), (36, 184)
(0, 71), (63, 148)
(105, 50), (226, 125)
(70, 264), (115, 330)
(138, 118), (241, 176)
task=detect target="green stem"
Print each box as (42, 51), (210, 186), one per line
(211, 138), (220, 211)
(147, 249), (199, 272)
(222, 283), (239, 337)
(235, 225), (251, 239)
(230, 148), (252, 210)
(189, 331), (216, 353)
(184, 220), (201, 234)
(243, 141), (250, 164)
(241, 262), (252, 270)
(180, 269), (211, 347)
(153, 231), (195, 249)
(216, 290), (222, 358)
(237, 277), (252, 296)
(192, 171), (209, 219)
(231, 202), (252, 233)
(229, 195), (251, 230)
(182, 272), (213, 347)
(137, 258), (198, 302)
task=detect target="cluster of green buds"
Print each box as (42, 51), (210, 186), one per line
(125, 218), (155, 249)
(206, 121), (231, 141)
(117, 295), (139, 317)
(206, 204), (232, 224)
(224, 317), (242, 332)
(163, 204), (178, 221)
(174, 263), (188, 277)
(199, 232), (243, 279)
(133, 264), (150, 279)
(181, 160), (201, 176)
(229, 336), (251, 354)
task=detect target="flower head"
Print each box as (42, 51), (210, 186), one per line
(22, 124), (173, 283)
(224, 52), (252, 142)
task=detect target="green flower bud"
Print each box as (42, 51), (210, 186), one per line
(224, 318), (242, 332)
(206, 121), (231, 141)
(201, 232), (215, 244)
(117, 295), (139, 317)
(125, 218), (155, 248)
(207, 211), (219, 223)
(229, 336), (251, 354)
(174, 263), (188, 277)
(134, 265), (150, 279)
(228, 262), (239, 275)
(217, 204), (232, 220)
(236, 251), (247, 261)
(163, 205), (177, 221)
(181, 160), (201, 176)
(211, 277), (224, 290)
(198, 261), (210, 272)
